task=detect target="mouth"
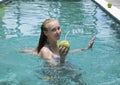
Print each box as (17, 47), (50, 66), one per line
(56, 34), (60, 39)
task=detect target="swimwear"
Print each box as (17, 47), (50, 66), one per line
(47, 44), (60, 62)
(53, 56), (60, 62)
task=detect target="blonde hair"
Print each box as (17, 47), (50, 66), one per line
(42, 18), (57, 31)
(36, 18), (58, 53)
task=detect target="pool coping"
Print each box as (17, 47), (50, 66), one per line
(92, 0), (120, 23)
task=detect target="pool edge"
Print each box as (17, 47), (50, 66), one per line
(92, 0), (120, 23)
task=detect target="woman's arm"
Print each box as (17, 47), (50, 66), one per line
(69, 35), (96, 54)
(19, 48), (37, 55)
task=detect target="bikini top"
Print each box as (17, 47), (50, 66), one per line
(47, 44), (60, 62)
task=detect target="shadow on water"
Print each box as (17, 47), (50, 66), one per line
(110, 22), (120, 39)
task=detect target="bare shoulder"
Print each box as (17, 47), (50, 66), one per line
(40, 46), (52, 59)
(40, 46), (49, 54)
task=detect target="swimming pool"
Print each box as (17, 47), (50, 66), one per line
(0, 0), (120, 85)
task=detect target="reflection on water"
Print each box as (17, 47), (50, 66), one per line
(0, 5), (6, 39)
(0, 0), (120, 85)
(0, 0), (99, 39)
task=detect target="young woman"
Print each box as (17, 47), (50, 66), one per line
(21, 18), (96, 65)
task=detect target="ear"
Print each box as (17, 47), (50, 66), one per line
(43, 31), (48, 36)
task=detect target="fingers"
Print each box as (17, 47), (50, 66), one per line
(59, 46), (69, 54)
(88, 35), (96, 48)
(91, 35), (96, 41)
(59, 46), (69, 57)
(89, 35), (96, 42)
(88, 41), (94, 48)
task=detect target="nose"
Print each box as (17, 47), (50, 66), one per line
(56, 29), (61, 34)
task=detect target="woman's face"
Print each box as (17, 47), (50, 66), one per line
(45, 20), (61, 41)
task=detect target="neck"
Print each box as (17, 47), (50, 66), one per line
(47, 39), (57, 47)
(47, 39), (59, 55)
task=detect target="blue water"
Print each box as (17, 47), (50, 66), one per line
(0, 0), (120, 85)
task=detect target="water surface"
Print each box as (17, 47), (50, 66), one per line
(0, 0), (120, 85)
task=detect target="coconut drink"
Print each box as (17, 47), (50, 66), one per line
(58, 40), (70, 49)
(107, 2), (112, 8)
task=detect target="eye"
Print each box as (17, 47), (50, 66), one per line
(51, 28), (56, 32)
(51, 26), (60, 32)
(58, 27), (60, 30)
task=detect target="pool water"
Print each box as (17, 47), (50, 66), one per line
(0, 0), (120, 85)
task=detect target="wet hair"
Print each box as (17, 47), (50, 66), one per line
(36, 18), (57, 53)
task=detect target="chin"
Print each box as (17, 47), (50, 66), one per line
(57, 37), (60, 40)
(56, 36), (60, 40)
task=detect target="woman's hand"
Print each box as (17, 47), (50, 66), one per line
(87, 35), (96, 49)
(59, 46), (69, 64)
